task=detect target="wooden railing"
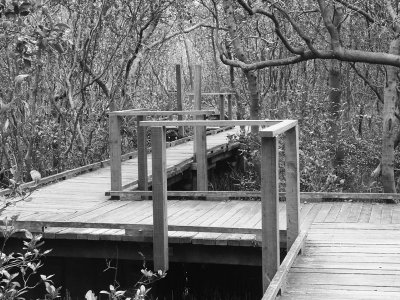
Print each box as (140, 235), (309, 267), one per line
(186, 91), (235, 120)
(116, 119), (300, 294)
(108, 110), (214, 193)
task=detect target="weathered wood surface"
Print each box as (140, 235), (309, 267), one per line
(3, 199), (400, 247)
(108, 190), (400, 202)
(108, 110), (214, 116)
(262, 204), (321, 300)
(261, 135), (280, 291)
(266, 203), (400, 299)
(151, 127), (169, 271)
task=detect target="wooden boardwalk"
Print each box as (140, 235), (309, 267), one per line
(1, 128), (248, 238)
(265, 202), (400, 300)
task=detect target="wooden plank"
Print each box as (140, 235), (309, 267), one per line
(358, 203), (373, 222)
(369, 204), (383, 224)
(285, 125), (300, 249)
(151, 126), (168, 271)
(137, 115), (148, 194)
(381, 204), (394, 224)
(314, 203), (332, 222)
(346, 202), (363, 222)
(262, 204), (321, 300)
(176, 64), (184, 137)
(324, 202), (343, 222)
(186, 92), (235, 96)
(280, 290), (400, 299)
(192, 65), (207, 191)
(391, 207), (400, 224)
(286, 272), (400, 287)
(193, 65), (202, 111)
(109, 115), (122, 192)
(108, 110), (213, 116)
(140, 120), (281, 127)
(195, 116), (208, 191)
(336, 202), (352, 222)
(261, 136), (279, 292)
(259, 120), (298, 137)
(109, 191), (400, 202)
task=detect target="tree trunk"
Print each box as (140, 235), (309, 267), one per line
(381, 38), (400, 193)
(223, 0), (260, 133)
(328, 59), (344, 169)
(245, 71), (261, 133)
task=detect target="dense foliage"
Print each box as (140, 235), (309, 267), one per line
(0, 0), (399, 193)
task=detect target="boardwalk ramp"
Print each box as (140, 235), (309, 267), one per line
(265, 203), (400, 300)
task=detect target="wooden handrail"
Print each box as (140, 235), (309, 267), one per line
(108, 109), (214, 116)
(139, 119), (282, 126)
(107, 64), (301, 291)
(186, 92), (235, 96)
(106, 190), (400, 201)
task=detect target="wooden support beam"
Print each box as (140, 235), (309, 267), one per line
(140, 120), (281, 127)
(109, 190), (400, 202)
(193, 65), (202, 111)
(261, 136), (280, 292)
(109, 110), (213, 117)
(195, 120), (208, 191)
(137, 116), (148, 196)
(186, 92), (235, 96)
(109, 115), (122, 193)
(259, 120), (298, 137)
(219, 94), (225, 120)
(151, 126), (169, 272)
(285, 125), (300, 249)
(176, 64), (184, 137)
(193, 65), (208, 191)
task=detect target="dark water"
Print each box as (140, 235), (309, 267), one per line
(35, 258), (263, 299)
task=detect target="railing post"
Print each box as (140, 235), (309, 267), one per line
(151, 126), (169, 272)
(193, 65), (208, 191)
(110, 115), (122, 195)
(219, 94), (225, 120)
(261, 135), (279, 292)
(227, 94), (233, 120)
(176, 64), (184, 138)
(285, 125), (300, 249)
(137, 116), (148, 195)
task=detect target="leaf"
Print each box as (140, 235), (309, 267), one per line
(99, 291), (109, 295)
(85, 290), (97, 300)
(3, 118), (9, 132)
(14, 74), (30, 83)
(23, 229), (33, 239)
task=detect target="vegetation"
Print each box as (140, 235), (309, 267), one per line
(1, 0), (400, 194)
(3, 1), (400, 296)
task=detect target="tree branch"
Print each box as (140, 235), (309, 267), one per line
(334, 0), (375, 23)
(221, 48), (400, 70)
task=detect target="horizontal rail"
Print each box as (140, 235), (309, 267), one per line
(259, 120), (298, 137)
(139, 120), (282, 127)
(186, 92), (235, 96)
(108, 110), (214, 116)
(11, 220), (265, 235)
(106, 190), (400, 201)
(0, 150), (142, 197)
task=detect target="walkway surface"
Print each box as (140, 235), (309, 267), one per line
(275, 202), (400, 300)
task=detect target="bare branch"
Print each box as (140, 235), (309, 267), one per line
(350, 63), (383, 104)
(334, 0), (375, 23)
(221, 48), (400, 70)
